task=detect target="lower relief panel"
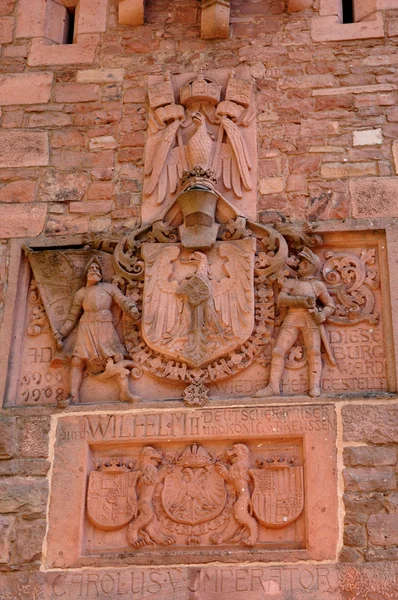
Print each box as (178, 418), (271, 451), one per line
(46, 404), (338, 568)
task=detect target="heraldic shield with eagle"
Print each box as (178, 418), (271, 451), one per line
(21, 69), (384, 407)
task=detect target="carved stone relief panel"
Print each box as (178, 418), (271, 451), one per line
(142, 68), (258, 224)
(45, 404), (338, 568)
(3, 229), (393, 406)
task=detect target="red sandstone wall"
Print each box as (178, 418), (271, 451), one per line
(0, 0), (398, 597)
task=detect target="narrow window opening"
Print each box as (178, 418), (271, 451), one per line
(66, 8), (76, 44)
(342, 0), (354, 23)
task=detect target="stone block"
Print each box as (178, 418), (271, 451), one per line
(0, 73), (52, 106)
(259, 177), (286, 195)
(0, 131), (49, 167)
(310, 13), (384, 42)
(86, 182), (114, 200)
(353, 128), (383, 146)
(344, 446), (397, 467)
(0, 572), (44, 599)
(10, 517), (46, 564)
(0, 515), (15, 563)
(16, 0), (46, 38)
(39, 171), (89, 203)
(88, 135), (118, 151)
(75, 0), (108, 34)
(17, 417), (50, 458)
(0, 477), (48, 514)
(343, 523), (366, 547)
(77, 69), (125, 84)
(0, 180), (36, 203)
(0, 16), (13, 43)
(0, 415), (17, 458)
(321, 162), (377, 179)
(119, 0), (145, 25)
(54, 83), (100, 103)
(0, 204), (46, 238)
(350, 176), (398, 218)
(343, 405), (398, 443)
(368, 514), (398, 546)
(28, 111), (72, 128)
(343, 466), (396, 492)
(69, 200), (112, 213)
(28, 34), (99, 67)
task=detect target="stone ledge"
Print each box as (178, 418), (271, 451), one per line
(313, 83), (396, 97)
(310, 12), (384, 42)
(27, 34), (99, 67)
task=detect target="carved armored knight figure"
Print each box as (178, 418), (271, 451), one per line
(56, 257), (140, 405)
(254, 248), (336, 398)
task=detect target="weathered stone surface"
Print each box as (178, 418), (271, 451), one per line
(0, 16), (14, 43)
(350, 176), (398, 218)
(88, 136), (118, 151)
(17, 417), (50, 458)
(0, 459), (50, 477)
(28, 35), (99, 67)
(344, 446), (397, 467)
(76, 69), (125, 83)
(0, 180), (36, 203)
(259, 177), (286, 195)
(0, 204), (46, 238)
(10, 517), (46, 564)
(352, 128), (383, 146)
(39, 171), (89, 203)
(343, 467), (396, 492)
(0, 73), (52, 106)
(54, 83), (100, 103)
(0, 571), (44, 600)
(0, 477), (48, 514)
(0, 515), (15, 563)
(0, 131), (49, 168)
(343, 405), (398, 443)
(0, 416), (17, 459)
(321, 162), (377, 179)
(368, 515), (398, 546)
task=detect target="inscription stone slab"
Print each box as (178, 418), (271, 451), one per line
(45, 404), (338, 568)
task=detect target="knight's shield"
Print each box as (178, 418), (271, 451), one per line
(87, 470), (140, 531)
(161, 465), (227, 525)
(250, 467), (304, 528)
(141, 238), (256, 368)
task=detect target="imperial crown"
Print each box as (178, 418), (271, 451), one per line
(180, 74), (222, 107)
(176, 443), (214, 467)
(95, 458), (135, 472)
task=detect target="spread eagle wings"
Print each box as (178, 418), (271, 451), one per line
(143, 246), (185, 344)
(144, 120), (182, 206)
(216, 117), (253, 199)
(164, 468), (226, 511)
(211, 243), (253, 337)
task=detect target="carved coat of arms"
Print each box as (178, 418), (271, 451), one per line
(141, 239), (255, 368)
(161, 444), (227, 525)
(250, 460), (304, 527)
(87, 460), (140, 531)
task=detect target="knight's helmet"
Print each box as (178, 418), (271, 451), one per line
(297, 247), (322, 274)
